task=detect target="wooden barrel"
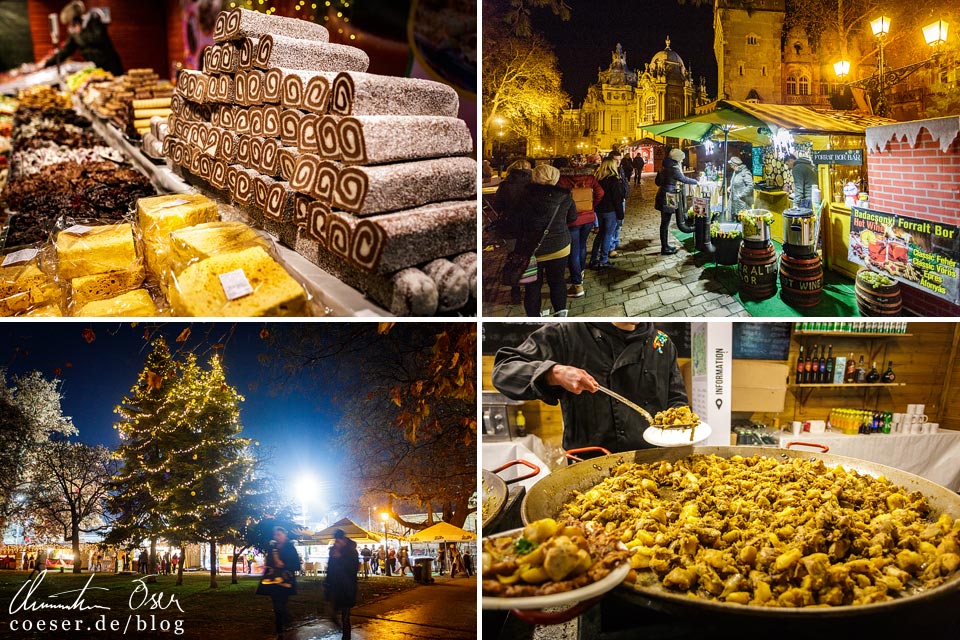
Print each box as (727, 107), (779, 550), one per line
(738, 241), (777, 300)
(855, 270), (902, 316)
(779, 253), (823, 308)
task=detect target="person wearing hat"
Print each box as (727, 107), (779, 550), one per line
(784, 153), (818, 207)
(43, 1), (123, 76)
(654, 148), (698, 255)
(324, 529), (359, 640)
(517, 163), (578, 317)
(726, 156), (755, 216)
(257, 526), (302, 640)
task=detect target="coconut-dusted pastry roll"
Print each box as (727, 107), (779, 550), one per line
(296, 113), (319, 154)
(235, 134), (255, 169)
(237, 37), (259, 71)
(258, 137), (280, 176)
(289, 154), (339, 201)
(263, 181), (296, 238)
(329, 71), (459, 117)
(261, 67), (282, 104)
(261, 104), (281, 138)
(422, 259), (469, 313)
(197, 154), (214, 181)
(226, 164), (241, 193)
(279, 108), (301, 147)
(452, 252), (477, 300)
(302, 73), (337, 114)
(277, 146), (299, 182)
(214, 104), (235, 129)
(234, 107), (251, 134)
(215, 7), (330, 43)
(317, 115), (340, 160)
(218, 43), (240, 73)
(337, 115), (472, 165)
(248, 106), (265, 136)
(253, 34), (369, 72)
(333, 156), (476, 215)
(210, 158), (229, 190)
(253, 174), (275, 211)
(217, 129), (239, 163)
(279, 68), (326, 109)
(231, 166), (259, 207)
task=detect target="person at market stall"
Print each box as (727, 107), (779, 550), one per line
(557, 167), (604, 299)
(492, 322), (688, 456)
(492, 159), (532, 304)
(784, 153), (819, 207)
(43, 1), (123, 76)
(324, 529), (359, 640)
(517, 163), (577, 317)
(604, 149), (630, 258)
(257, 526), (301, 640)
(360, 545), (371, 578)
(463, 549), (474, 577)
(632, 153), (645, 190)
(726, 156), (755, 216)
(589, 157), (625, 270)
(654, 148), (699, 255)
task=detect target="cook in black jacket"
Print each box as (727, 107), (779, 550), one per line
(493, 322), (688, 454)
(44, 2), (123, 76)
(517, 164), (577, 317)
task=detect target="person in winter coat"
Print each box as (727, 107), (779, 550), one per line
(492, 159), (532, 243)
(654, 148), (698, 255)
(589, 158), (625, 270)
(605, 150), (630, 257)
(258, 527), (302, 640)
(726, 156), (755, 216)
(632, 154), (645, 187)
(324, 530), (359, 640)
(785, 153), (818, 207)
(492, 323), (688, 455)
(43, 1), (123, 76)
(517, 164), (578, 317)
(557, 170), (604, 299)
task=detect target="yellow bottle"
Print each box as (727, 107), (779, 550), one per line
(515, 410), (526, 434)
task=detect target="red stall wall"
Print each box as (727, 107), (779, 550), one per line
(28, 0), (170, 78)
(866, 121), (960, 316)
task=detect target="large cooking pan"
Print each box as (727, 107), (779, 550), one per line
(521, 445), (960, 619)
(482, 459), (541, 530)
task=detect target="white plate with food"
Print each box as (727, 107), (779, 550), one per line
(481, 519), (631, 611)
(643, 421), (712, 447)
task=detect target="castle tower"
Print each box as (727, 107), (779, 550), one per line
(713, 0), (785, 102)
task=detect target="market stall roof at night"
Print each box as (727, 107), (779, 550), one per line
(299, 518), (385, 545)
(407, 521), (477, 543)
(704, 100), (895, 137)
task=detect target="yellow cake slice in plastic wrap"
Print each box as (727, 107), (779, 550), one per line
(56, 224), (139, 280)
(137, 194), (219, 279)
(170, 246), (307, 317)
(76, 288), (159, 317)
(0, 260), (63, 316)
(71, 265), (146, 307)
(168, 221), (269, 276)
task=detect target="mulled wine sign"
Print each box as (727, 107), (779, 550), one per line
(811, 149), (863, 165)
(848, 206), (960, 304)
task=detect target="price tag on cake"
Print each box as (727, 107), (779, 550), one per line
(159, 198), (190, 209)
(219, 268), (254, 300)
(63, 225), (95, 235)
(2, 248), (39, 267)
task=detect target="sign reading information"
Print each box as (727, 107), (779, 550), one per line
(848, 206), (960, 304)
(811, 149), (864, 165)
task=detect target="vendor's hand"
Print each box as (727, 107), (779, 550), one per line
(545, 365), (599, 394)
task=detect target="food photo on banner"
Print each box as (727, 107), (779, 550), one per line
(0, 322), (477, 639)
(848, 206), (960, 305)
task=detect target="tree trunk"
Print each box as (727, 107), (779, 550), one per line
(71, 515), (82, 574)
(230, 545), (239, 585)
(175, 544), (185, 586)
(147, 538), (157, 583)
(209, 540), (218, 589)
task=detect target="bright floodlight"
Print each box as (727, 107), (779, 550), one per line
(923, 19), (949, 47)
(834, 59), (850, 78)
(871, 16), (890, 38)
(380, 511), (389, 522)
(294, 472), (319, 525)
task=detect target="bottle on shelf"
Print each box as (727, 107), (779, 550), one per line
(796, 345), (805, 384)
(855, 355), (867, 383)
(806, 345), (817, 383)
(866, 361), (881, 383)
(844, 352), (856, 383)
(825, 345), (834, 384)
(881, 361), (896, 383)
(818, 348), (827, 384)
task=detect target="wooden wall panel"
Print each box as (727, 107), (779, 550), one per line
(749, 323), (958, 430)
(940, 325), (960, 431)
(28, 1), (169, 77)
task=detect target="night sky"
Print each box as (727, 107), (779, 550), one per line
(531, 0), (718, 104)
(0, 323), (345, 519)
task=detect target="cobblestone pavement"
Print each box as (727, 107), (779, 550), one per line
(482, 174), (749, 318)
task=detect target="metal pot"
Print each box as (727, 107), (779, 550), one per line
(783, 207), (816, 256)
(481, 459), (540, 530)
(739, 209), (772, 243)
(521, 445), (960, 619)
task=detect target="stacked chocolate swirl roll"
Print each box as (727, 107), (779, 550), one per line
(164, 7), (476, 316)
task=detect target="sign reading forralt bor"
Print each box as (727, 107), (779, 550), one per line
(848, 206), (960, 304)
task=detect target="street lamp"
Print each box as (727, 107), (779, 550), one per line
(380, 511), (391, 577)
(839, 15), (949, 117)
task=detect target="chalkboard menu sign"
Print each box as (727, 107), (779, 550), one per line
(811, 149), (863, 165)
(483, 323), (691, 358)
(733, 323), (791, 361)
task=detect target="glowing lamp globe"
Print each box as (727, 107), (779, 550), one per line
(871, 16), (891, 38)
(923, 20), (949, 47)
(834, 59), (850, 78)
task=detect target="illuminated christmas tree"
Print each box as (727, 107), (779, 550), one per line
(108, 337), (179, 576)
(161, 352), (256, 589)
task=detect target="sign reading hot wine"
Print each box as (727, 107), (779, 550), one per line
(848, 206), (960, 304)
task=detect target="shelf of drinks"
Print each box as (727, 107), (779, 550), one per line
(789, 383), (905, 388)
(793, 332), (913, 338)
